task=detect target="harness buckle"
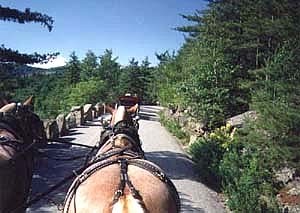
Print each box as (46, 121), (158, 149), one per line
(115, 189), (123, 197)
(156, 171), (166, 182)
(0, 135), (8, 142)
(72, 170), (79, 177)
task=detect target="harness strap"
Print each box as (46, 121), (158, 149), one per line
(0, 122), (21, 141)
(0, 135), (36, 166)
(129, 159), (181, 212)
(99, 132), (144, 158)
(112, 159), (143, 205)
(63, 159), (119, 213)
(0, 135), (22, 151)
(63, 157), (181, 213)
(113, 159), (127, 203)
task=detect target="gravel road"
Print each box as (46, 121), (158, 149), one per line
(26, 105), (225, 213)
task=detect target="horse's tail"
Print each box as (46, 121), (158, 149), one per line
(112, 194), (146, 213)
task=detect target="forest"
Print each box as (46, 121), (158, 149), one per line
(1, 1), (300, 212)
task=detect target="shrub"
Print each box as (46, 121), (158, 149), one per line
(189, 124), (234, 184)
(219, 142), (279, 212)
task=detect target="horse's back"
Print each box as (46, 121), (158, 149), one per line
(65, 161), (178, 213)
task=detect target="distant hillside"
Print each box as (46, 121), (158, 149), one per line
(13, 64), (66, 76)
(45, 66), (66, 74)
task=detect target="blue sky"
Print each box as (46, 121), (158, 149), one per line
(0, 0), (206, 67)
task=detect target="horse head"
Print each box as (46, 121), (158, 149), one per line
(0, 96), (46, 150)
(99, 104), (142, 156)
(0, 96), (46, 212)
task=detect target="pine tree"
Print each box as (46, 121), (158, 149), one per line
(98, 49), (120, 84)
(139, 57), (153, 102)
(80, 50), (99, 81)
(119, 58), (152, 100)
(64, 52), (81, 86)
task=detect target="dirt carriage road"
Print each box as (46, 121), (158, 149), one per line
(139, 106), (225, 213)
(27, 105), (225, 213)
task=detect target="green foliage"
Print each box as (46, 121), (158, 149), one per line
(0, 63), (18, 99)
(119, 57), (153, 103)
(153, 51), (184, 107)
(160, 113), (189, 143)
(188, 43), (299, 211)
(179, 39), (242, 128)
(189, 124), (234, 182)
(156, 4), (300, 210)
(13, 72), (67, 118)
(219, 140), (279, 212)
(249, 43), (300, 170)
(189, 123), (280, 212)
(64, 78), (105, 111)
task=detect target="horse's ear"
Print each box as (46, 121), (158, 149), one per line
(0, 103), (16, 113)
(105, 104), (115, 115)
(127, 104), (138, 114)
(23, 95), (34, 106)
(0, 98), (8, 109)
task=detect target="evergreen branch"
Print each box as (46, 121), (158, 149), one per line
(0, 5), (53, 31)
(0, 45), (59, 64)
(179, 12), (202, 23)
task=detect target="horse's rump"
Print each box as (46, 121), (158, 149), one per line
(64, 104), (179, 213)
(64, 158), (179, 213)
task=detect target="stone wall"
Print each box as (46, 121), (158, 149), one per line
(163, 108), (257, 145)
(43, 102), (104, 140)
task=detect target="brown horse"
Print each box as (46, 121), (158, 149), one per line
(63, 105), (180, 213)
(0, 96), (46, 213)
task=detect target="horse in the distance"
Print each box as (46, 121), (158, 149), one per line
(0, 96), (46, 213)
(63, 104), (180, 213)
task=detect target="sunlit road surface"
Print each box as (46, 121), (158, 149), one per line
(139, 106), (226, 213)
(27, 105), (225, 212)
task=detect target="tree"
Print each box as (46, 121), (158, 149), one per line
(139, 57), (153, 102)
(64, 52), (81, 86)
(80, 50), (99, 81)
(98, 49), (120, 83)
(98, 49), (121, 99)
(0, 63), (18, 98)
(0, 5), (58, 64)
(118, 58), (152, 100)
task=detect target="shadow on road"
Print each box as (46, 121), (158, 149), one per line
(67, 131), (83, 136)
(28, 143), (93, 212)
(179, 192), (205, 213)
(145, 150), (221, 192)
(82, 122), (102, 127)
(139, 113), (160, 122)
(145, 151), (198, 180)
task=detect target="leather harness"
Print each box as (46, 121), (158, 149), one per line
(64, 122), (181, 212)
